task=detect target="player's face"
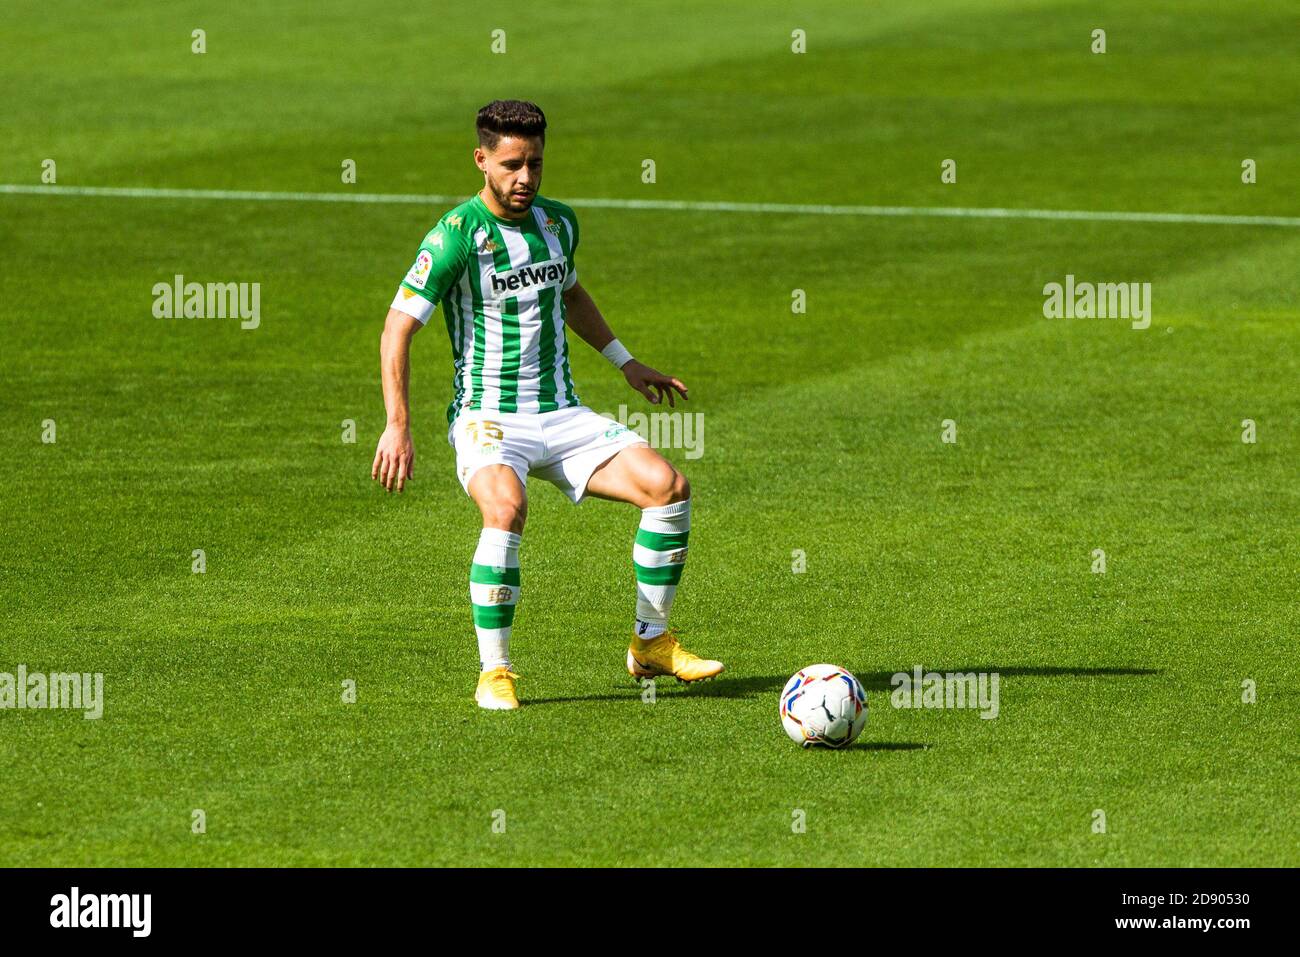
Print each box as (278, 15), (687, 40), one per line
(476, 135), (543, 217)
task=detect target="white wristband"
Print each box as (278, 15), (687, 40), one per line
(601, 339), (635, 369)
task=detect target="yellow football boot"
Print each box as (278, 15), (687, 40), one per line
(475, 666), (521, 710)
(626, 629), (724, 683)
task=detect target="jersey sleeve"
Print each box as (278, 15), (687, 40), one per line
(389, 217), (470, 324)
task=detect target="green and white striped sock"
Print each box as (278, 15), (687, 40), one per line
(633, 498), (690, 639)
(471, 527), (521, 670)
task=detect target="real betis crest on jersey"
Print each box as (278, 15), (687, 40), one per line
(390, 193), (583, 422)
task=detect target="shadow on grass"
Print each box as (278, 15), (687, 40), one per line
(528, 666), (1161, 706)
(856, 665), (1163, 693)
(526, 674), (786, 707)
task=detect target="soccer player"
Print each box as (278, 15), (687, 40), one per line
(371, 100), (723, 710)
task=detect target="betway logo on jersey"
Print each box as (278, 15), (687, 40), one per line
(488, 257), (569, 299)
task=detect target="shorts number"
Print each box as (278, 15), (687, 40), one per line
(466, 420), (504, 445)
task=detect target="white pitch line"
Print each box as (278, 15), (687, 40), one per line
(2, 183), (1298, 228)
(0, 183), (453, 206)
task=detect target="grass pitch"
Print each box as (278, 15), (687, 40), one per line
(0, 0), (1296, 866)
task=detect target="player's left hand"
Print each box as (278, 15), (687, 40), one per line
(623, 360), (688, 407)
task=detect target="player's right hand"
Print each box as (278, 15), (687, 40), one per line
(372, 424), (415, 493)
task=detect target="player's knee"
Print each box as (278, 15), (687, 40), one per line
(483, 500), (526, 533)
(669, 470), (690, 504)
(479, 486), (527, 532)
(647, 466), (689, 507)
(471, 466), (527, 532)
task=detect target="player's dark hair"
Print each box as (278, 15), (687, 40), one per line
(476, 99), (547, 150)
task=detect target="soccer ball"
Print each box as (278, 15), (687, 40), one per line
(780, 664), (868, 748)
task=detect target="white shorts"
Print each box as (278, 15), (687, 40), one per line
(447, 405), (648, 504)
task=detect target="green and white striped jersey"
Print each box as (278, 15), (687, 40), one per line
(390, 192), (582, 423)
